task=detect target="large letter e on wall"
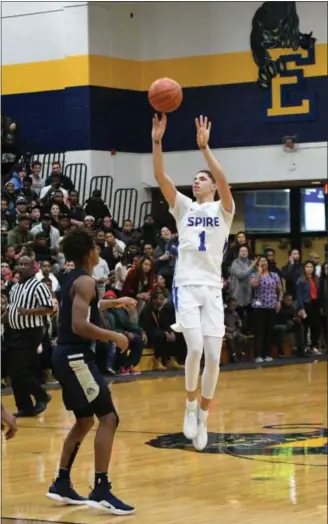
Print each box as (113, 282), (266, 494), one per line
(267, 46), (316, 122)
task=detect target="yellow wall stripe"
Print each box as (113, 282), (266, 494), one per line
(2, 43), (327, 95)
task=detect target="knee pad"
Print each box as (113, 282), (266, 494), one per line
(183, 328), (203, 362)
(203, 336), (223, 366)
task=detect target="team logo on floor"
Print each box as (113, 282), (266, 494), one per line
(146, 424), (327, 458)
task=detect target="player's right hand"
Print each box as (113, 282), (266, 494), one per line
(152, 113), (167, 142)
(113, 333), (129, 352)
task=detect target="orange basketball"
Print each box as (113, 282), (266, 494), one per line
(148, 78), (183, 113)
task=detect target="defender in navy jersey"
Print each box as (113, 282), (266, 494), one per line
(47, 229), (136, 515)
(152, 114), (234, 452)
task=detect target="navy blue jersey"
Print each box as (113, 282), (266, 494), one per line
(57, 268), (100, 350)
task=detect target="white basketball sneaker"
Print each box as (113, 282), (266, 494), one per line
(192, 408), (208, 451)
(183, 400), (198, 440)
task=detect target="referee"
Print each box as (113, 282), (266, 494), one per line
(6, 256), (54, 417)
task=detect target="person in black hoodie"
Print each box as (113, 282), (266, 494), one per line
(281, 249), (302, 300)
(140, 215), (156, 247)
(264, 248), (282, 278)
(273, 292), (305, 357)
(84, 190), (111, 222)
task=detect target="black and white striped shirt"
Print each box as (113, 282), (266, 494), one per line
(8, 277), (53, 330)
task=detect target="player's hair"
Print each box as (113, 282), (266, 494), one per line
(197, 169), (215, 183)
(60, 228), (95, 266)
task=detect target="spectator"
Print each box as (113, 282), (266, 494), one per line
(44, 161), (74, 191)
(139, 291), (185, 371)
(35, 260), (60, 293)
(229, 246), (258, 331)
(319, 262), (328, 348)
(49, 203), (61, 227)
(296, 261), (321, 355)
(250, 255), (283, 363)
(18, 177), (38, 205)
(84, 215), (96, 233)
(67, 190), (85, 226)
(3, 245), (16, 271)
(7, 163), (25, 190)
(84, 189), (110, 221)
(7, 215), (33, 249)
(105, 230), (125, 255)
(264, 248), (282, 278)
(31, 213), (60, 251)
(309, 252), (321, 278)
(154, 227), (175, 289)
(7, 197), (29, 228)
(224, 230), (254, 269)
(3, 182), (18, 211)
(40, 173), (68, 204)
(122, 255), (155, 318)
(29, 161), (45, 196)
(140, 215), (156, 246)
(100, 290), (145, 375)
(273, 292), (306, 357)
(32, 232), (54, 263)
(30, 206), (41, 226)
(120, 219), (134, 245)
(224, 298), (248, 363)
(114, 251), (129, 295)
(143, 244), (155, 259)
(92, 245), (110, 299)
(281, 249), (302, 300)
(48, 189), (70, 215)
(153, 274), (171, 299)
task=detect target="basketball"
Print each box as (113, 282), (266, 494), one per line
(148, 78), (183, 113)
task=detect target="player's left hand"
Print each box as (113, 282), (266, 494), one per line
(195, 115), (211, 149)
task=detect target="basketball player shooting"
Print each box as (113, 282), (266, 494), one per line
(152, 114), (234, 451)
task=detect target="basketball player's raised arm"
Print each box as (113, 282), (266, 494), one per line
(152, 113), (177, 209)
(196, 116), (233, 214)
(72, 276), (128, 349)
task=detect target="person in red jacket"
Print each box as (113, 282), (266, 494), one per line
(122, 256), (155, 320)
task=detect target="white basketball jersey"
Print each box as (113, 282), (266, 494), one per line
(170, 191), (235, 288)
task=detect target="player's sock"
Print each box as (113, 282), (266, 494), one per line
(88, 474), (135, 515)
(183, 399), (198, 440)
(95, 472), (109, 487)
(193, 407), (208, 451)
(57, 468), (70, 480)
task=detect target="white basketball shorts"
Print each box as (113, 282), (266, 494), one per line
(171, 285), (225, 338)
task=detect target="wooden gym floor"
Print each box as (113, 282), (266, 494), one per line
(2, 362), (327, 524)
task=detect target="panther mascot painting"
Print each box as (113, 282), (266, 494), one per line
(250, 1), (316, 88)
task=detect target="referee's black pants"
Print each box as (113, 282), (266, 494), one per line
(8, 327), (49, 412)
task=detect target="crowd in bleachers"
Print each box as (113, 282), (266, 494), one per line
(1, 158), (328, 390)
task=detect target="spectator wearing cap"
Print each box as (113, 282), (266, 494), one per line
(29, 161), (45, 197)
(85, 190), (111, 222)
(44, 161), (74, 192)
(7, 214), (33, 249)
(2, 182), (18, 211)
(57, 213), (70, 236)
(32, 232), (54, 263)
(7, 197), (28, 229)
(17, 177), (38, 205)
(31, 213), (60, 251)
(7, 163), (25, 190)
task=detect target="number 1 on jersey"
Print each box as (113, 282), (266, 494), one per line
(198, 231), (206, 252)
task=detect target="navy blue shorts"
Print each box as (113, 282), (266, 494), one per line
(52, 345), (118, 421)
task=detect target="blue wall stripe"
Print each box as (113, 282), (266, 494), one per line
(2, 77), (327, 154)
